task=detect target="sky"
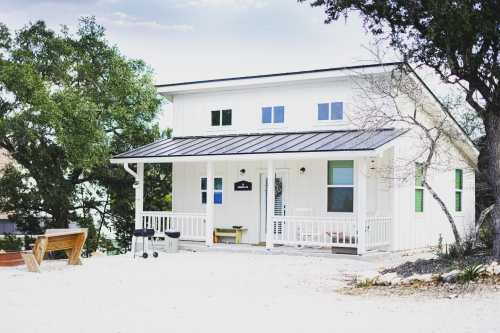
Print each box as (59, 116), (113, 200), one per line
(0, 0), (452, 127)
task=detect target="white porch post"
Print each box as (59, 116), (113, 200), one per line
(205, 161), (214, 246)
(391, 147), (399, 251)
(135, 163), (144, 230)
(266, 160), (275, 250)
(356, 158), (367, 255)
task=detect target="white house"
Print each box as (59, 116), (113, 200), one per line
(111, 62), (478, 254)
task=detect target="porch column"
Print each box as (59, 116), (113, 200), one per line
(135, 163), (144, 230)
(205, 161), (214, 246)
(356, 158), (367, 255)
(391, 147), (399, 251)
(266, 160), (275, 250)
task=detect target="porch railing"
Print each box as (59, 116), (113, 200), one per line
(271, 216), (358, 248)
(271, 215), (392, 249)
(141, 211), (206, 241)
(365, 216), (392, 249)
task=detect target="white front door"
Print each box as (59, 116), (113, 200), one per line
(259, 171), (288, 243)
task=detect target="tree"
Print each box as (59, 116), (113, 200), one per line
(0, 18), (163, 251)
(300, 0), (500, 258)
(352, 64), (469, 248)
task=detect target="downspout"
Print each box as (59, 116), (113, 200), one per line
(123, 163), (138, 180)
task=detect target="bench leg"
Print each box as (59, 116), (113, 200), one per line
(33, 237), (47, 265)
(68, 232), (86, 265)
(235, 231), (242, 244)
(22, 252), (40, 273)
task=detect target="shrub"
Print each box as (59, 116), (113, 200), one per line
(458, 264), (485, 284)
(0, 234), (23, 251)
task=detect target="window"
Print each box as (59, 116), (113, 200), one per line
(211, 109), (232, 126)
(415, 163), (424, 212)
(201, 177), (223, 204)
(262, 106), (285, 124)
(455, 169), (463, 212)
(327, 160), (354, 212)
(317, 102), (343, 121)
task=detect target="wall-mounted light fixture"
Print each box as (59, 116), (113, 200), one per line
(369, 159), (376, 170)
(239, 168), (246, 176)
(299, 167), (306, 174)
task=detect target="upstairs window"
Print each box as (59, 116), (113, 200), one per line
(455, 169), (463, 212)
(327, 160), (354, 212)
(201, 177), (223, 204)
(317, 102), (343, 121)
(415, 163), (424, 213)
(211, 109), (232, 126)
(262, 106), (285, 124)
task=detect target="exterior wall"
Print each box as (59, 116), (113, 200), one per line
(169, 77), (366, 137)
(392, 132), (476, 251)
(172, 155), (393, 245)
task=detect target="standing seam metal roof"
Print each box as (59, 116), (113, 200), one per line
(113, 129), (407, 159)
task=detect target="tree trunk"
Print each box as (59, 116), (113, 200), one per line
(424, 180), (462, 247)
(484, 111), (500, 260)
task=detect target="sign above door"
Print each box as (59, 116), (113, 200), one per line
(234, 180), (252, 191)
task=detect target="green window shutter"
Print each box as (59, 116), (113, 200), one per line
(455, 169), (463, 190)
(415, 189), (424, 212)
(415, 163), (424, 187)
(455, 191), (462, 212)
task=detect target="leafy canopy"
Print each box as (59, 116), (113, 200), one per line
(0, 18), (163, 240)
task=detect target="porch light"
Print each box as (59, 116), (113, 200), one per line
(369, 159), (376, 170)
(239, 168), (246, 175)
(299, 167), (306, 174)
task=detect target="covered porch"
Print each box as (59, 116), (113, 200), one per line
(111, 129), (404, 255)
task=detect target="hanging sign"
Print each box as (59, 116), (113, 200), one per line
(234, 180), (252, 191)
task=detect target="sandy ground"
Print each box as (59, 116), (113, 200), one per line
(1, 251), (499, 333)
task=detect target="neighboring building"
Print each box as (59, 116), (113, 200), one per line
(111, 63), (477, 254)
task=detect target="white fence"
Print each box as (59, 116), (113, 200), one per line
(141, 211), (206, 241)
(365, 216), (392, 249)
(272, 215), (392, 249)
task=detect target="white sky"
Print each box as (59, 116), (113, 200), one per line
(0, 0), (454, 128)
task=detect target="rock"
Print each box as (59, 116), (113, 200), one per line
(448, 294), (458, 299)
(486, 262), (500, 275)
(390, 277), (403, 285)
(378, 272), (398, 285)
(442, 270), (461, 283)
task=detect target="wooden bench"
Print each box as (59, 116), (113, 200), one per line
(213, 228), (246, 244)
(22, 228), (88, 272)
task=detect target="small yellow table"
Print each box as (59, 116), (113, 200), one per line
(213, 228), (247, 244)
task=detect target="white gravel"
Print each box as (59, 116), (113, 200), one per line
(1, 251), (499, 333)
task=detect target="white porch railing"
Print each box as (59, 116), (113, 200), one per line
(272, 215), (392, 249)
(271, 216), (358, 248)
(365, 216), (392, 249)
(141, 211), (206, 241)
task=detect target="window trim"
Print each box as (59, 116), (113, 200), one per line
(210, 109), (232, 127)
(327, 160), (355, 213)
(201, 177), (223, 205)
(415, 163), (424, 213)
(261, 105), (285, 124)
(455, 169), (463, 212)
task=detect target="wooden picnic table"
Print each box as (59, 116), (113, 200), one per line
(22, 228), (88, 272)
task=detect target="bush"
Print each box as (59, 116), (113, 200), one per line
(458, 264), (485, 283)
(0, 234), (23, 251)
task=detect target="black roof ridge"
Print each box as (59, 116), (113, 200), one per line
(171, 128), (399, 140)
(156, 62), (404, 88)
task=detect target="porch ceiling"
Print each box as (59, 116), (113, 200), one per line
(111, 128), (406, 163)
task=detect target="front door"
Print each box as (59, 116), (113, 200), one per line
(259, 171), (287, 243)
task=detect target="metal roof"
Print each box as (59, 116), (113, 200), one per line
(113, 129), (406, 160)
(155, 62), (404, 88)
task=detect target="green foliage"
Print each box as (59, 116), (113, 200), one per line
(458, 264), (485, 284)
(0, 234), (23, 251)
(0, 18), (164, 250)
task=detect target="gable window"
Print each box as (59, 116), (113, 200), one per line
(262, 106), (285, 124)
(455, 169), (463, 212)
(317, 102), (343, 121)
(211, 109), (232, 126)
(201, 177), (223, 205)
(327, 160), (354, 212)
(415, 163), (424, 213)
